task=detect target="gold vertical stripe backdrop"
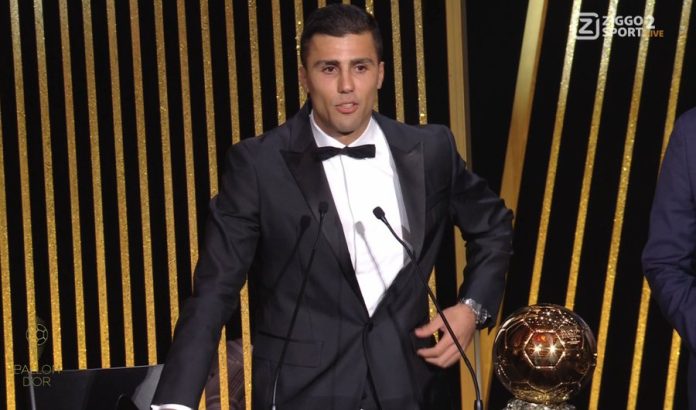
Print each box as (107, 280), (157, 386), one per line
(528, 0), (586, 306)
(33, 0), (63, 370)
(414, 0), (427, 124)
(223, 1), (251, 408)
(202, 0), (219, 195)
(58, 0), (88, 370)
(11, 1), (692, 407)
(391, 0), (404, 122)
(496, 0), (548, 403)
(153, 0), (181, 339)
(273, 0), (286, 124)
(248, 0), (263, 136)
(662, 3), (693, 408)
(106, 0), (135, 368)
(204, 3), (230, 408)
(10, 0), (40, 373)
(226, 0), (241, 141)
(200, 2), (230, 407)
(0, 102), (16, 410)
(245, 1), (264, 408)
(590, 0), (651, 407)
(444, 1), (474, 403)
(566, 0), (620, 310)
(82, 0), (112, 368)
(131, 0), (158, 366)
(176, 0), (200, 281)
(625, 4), (658, 409)
(412, 0), (440, 390)
(295, 0), (305, 106)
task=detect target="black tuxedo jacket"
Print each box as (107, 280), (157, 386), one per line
(643, 107), (696, 409)
(153, 104), (513, 409)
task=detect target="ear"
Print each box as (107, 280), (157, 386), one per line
(377, 61), (385, 90)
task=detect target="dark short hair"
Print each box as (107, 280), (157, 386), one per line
(300, 4), (383, 67)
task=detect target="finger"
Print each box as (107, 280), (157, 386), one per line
(441, 344), (462, 367)
(414, 315), (443, 337)
(417, 332), (453, 358)
(423, 344), (460, 368)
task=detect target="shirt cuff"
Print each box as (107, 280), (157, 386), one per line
(151, 405), (193, 410)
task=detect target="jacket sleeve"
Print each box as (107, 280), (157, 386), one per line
(643, 112), (696, 354)
(153, 141), (261, 408)
(444, 127), (514, 328)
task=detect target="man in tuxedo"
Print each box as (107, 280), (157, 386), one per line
(152, 4), (513, 409)
(643, 107), (696, 410)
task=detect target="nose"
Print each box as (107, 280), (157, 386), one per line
(338, 71), (354, 93)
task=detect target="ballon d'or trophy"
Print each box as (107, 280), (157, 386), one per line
(493, 304), (597, 409)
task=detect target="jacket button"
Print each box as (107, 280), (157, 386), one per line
(365, 321), (374, 332)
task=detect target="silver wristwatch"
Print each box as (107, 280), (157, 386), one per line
(459, 298), (491, 328)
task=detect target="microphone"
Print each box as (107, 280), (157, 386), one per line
(271, 202), (329, 410)
(372, 206), (483, 410)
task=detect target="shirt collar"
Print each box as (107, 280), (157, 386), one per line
(309, 111), (378, 148)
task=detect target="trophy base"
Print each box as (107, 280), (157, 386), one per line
(505, 399), (575, 410)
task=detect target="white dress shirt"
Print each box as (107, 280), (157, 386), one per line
(310, 112), (408, 316)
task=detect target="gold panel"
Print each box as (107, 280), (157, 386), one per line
(11, 0), (39, 372)
(495, 0), (548, 402)
(0, 101), (16, 410)
(566, 0), (622, 311)
(390, 0), (404, 121)
(201, 0), (219, 195)
(153, 0), (180, 338)
(176, 0), (200, 279)
(241, 283), (252, 410)
(200, 2), (228, 406)
(226, 0), (241, 143)
(58, 0), (87, 369)
(591, 0), (648, 406)
(295, 0), (306, 106)
(81, 0), (111, 367)
(444, 0), (474, 403)
(33, 0), (63, 369)
(272, 0), (286, 124)
(501, 0), (547, 215)
(106, 0), (135, 367)
(414, 0), (427, 124)
(445, 0), (470, 163)
(132, 0), (158, 365)
(248, 0), (263, 136)
(664, 331), (682, 409)
(528, 0), (587, 306)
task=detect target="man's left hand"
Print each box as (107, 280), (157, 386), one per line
(413, 303), (477, 368)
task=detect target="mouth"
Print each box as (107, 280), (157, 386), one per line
(335, 102), (358, 114)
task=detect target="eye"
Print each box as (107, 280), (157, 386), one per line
(355, 64), (368, 73)
(322, 65), (337, 74)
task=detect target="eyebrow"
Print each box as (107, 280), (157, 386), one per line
(312, 58), (376, 68)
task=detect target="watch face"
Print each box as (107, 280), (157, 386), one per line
(460, 298), (489, 326)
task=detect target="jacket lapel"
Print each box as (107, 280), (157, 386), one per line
(280, 106), (366, 312)
(374, 113), (426, 259)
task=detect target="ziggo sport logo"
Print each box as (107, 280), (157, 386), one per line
(578, 12), (664, 40)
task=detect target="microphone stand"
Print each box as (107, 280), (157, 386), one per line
(373, 207), (483, 410)
(271, 202), (328, 410)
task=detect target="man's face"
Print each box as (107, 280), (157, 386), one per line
(300, 32), (384, 145)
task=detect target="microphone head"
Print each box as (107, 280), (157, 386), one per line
(319, 201), (329, 215)
(372, 207), (385, 220)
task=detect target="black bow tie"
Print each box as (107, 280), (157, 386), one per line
(314, 144), (376, 161)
